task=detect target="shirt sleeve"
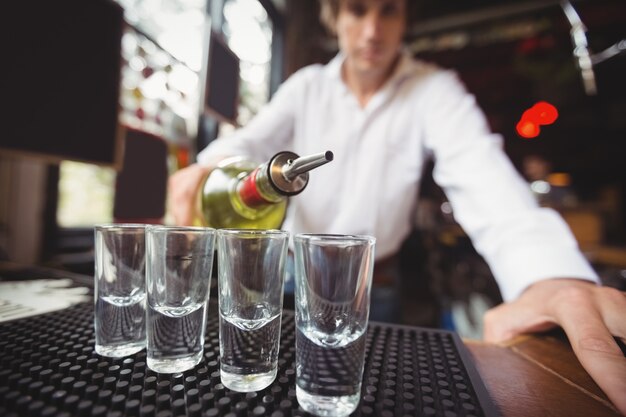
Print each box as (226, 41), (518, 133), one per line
(196, 67), (309, 166)
(420, 70), (598, 301)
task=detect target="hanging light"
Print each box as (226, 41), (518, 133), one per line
(516, 101), (559, 139)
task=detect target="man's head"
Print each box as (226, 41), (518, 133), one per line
(319, 0), (417, 36)
(319, 0), (410, 79)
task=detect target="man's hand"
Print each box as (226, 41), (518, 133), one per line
(484, 278), (626, 415)
(167, 164), (212, 226)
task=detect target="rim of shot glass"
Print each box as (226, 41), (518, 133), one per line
(146, 225), (216, 234)
(95, 223), (148, 232)
(293, 233), (376, 245)
(217, 228), (289, 237)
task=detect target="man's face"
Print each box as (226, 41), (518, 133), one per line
(336, 0), (406, 78)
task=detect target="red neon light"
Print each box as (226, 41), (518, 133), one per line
(528, 101), (559, 125)
(516, 101), (558, 138)
(516, 119), (540, 138)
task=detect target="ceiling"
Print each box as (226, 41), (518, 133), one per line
(271, 0), (572, 21)
(271, 0), (594, 36)
(416, 0), (562, 19)
(408, 0), (565, 36)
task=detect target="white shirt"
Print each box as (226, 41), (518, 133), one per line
(198, 51), (598, 301)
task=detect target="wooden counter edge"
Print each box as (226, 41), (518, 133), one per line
(462, 335), (622, 417)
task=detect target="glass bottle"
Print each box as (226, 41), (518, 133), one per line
(198, 151), (333, 229)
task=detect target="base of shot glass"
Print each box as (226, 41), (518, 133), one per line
(295, 385), (360, 417)
(147, 350), (203, 373)
(220, 367), (277, 392)
(95, 342), (145, 358)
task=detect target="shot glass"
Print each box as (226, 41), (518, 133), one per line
(94, 224), (147, 358)
(217, 229), (289, 392)
(146, 226), (216, 373)
(293, 234), (376, 417)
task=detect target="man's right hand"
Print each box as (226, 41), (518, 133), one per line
(167, 164), (212, 226)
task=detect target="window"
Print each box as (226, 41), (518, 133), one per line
(223, 0), (274, 126)
(57, 162), (116, 227)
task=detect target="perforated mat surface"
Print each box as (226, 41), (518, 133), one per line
(0, 301), (499, 417)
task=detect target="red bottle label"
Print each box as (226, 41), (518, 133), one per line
(239, 168), (269, 207)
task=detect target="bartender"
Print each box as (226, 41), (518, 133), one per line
(169, 0), (626, 413)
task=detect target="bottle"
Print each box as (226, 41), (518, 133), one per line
(197, 150), (334, 229)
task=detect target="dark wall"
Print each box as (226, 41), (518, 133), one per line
(417, 1), (626, 240)
(284, 0), (333, 76)
(2, 0), (124, 167)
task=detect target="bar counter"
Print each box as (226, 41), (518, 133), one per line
(467, 333), (622, 417)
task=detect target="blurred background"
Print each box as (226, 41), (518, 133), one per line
(1, 0), (625, 335)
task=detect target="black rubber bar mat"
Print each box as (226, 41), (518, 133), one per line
(0, 301), (500, 417)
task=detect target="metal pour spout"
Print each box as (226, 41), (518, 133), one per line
(282, 151), (334, 181)
(267, 150), (334, 196)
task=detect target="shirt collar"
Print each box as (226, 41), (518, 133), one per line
(324, 48), (416, 91)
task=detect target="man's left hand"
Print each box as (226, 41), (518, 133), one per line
(483, 278), (626, 415)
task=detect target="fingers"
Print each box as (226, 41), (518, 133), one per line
(552, 287), (626, 415)
(596, 287), (626, 340)
(483, 302), (555, 343)
(167, 164), (211, 226)
(167, 172), (188, 225)
(483, 303), (519, 342)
